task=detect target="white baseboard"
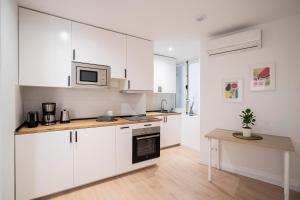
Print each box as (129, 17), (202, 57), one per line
(199, 160), (300, 192)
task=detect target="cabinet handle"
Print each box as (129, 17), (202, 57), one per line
(73, 49), (76, 60)
(124, 69), (127, 78)
(120, 126), (129, 129)
(166, 116), (168, 123)
(144, 124), (152, 127)
(75, 131), (78, 142)
(163, 116), (165, 123)
(128, 80), (131, 90)
(70, 131), (72, 143)
(68, 76), (70, 87)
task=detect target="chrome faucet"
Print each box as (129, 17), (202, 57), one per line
(161, 99), (168, 113)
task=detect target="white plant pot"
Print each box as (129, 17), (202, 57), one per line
(242, 128), (252, 137)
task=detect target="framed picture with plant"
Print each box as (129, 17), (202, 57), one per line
(240, 108), (256, 137)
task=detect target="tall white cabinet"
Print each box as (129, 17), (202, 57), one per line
(124, 36), (154, 91)
(71, 22), (126, 79)
(19, 8), (71, 87)
(154, 55), (177, 93)
(16, 130), (74, 200)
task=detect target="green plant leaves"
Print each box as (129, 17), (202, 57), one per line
(240, 108), (256, 128)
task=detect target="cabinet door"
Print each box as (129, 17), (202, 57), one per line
(16, 130), (74, 200)
(156, 116), (166, 148)
(126, 36), (154, 90)
(116, 125), (132, 174)
(19, 8), (71, 87)
(164, 115), (182, 147)
(72, 22), (126, 79)
(74, 126), (116, 186)
(154, 55), (176, 93)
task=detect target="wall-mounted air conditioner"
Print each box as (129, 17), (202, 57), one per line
(207, 29), (262, 56)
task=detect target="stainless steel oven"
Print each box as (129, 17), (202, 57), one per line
(72, 62), (110, 88)
(132, 125), (160, 164)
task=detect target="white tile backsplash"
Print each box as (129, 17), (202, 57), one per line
(22, 83), (176, 121)
(146, 93), (175, 111)
(22, 85), (146, 120)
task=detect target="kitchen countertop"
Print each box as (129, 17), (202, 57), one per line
(146, 111), (182, 117)
(16, 117), (161, 135)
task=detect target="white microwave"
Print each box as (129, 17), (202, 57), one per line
(71, 62), (110, 88)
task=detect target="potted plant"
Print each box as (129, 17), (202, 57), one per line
(239, 108), (256, 137)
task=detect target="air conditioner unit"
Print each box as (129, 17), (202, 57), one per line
(207, 29), (262, 56)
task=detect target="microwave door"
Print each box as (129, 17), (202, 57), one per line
(71, 62), (110, 88)
(79, 69), (98, 83)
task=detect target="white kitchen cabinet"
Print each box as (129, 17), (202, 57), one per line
(16, 130), (74, 200)
(74, 126), (116, 186)
(72, 22), (126, 79)
(124, 36), (154, 91)
(160, 115), (182, 147)
(156, 116), (166, 148)
(116, 125), (133, 174)
(19, 8), (71, 87)
(154, 55), (176, 93)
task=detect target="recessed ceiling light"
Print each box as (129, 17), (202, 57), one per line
(168, 47), (173, 51)
(196, 15), (207, 22)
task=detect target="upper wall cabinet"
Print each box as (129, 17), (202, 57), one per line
(71, 22), (126, 79)
(125, 36), (154, 91)
(154, 55), (176, 93)
(19, 8), (72, 87)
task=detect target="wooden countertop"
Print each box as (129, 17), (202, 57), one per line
(205, 128), (295, 152)
(16, 117), (161, 135)
(146, 111), (182, 117)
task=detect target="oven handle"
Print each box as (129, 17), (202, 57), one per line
(136, 134), (160, 140)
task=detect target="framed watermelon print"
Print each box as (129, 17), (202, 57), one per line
(223, 79), (243, 103)
(250, 63), (276, 91)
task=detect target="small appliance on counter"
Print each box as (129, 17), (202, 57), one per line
(26, 111), (39, 128)
(42, 102), (56, 126)
(60, 109), (70, 123)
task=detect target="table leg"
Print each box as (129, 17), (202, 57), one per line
(208, 138), (212, 182)
(217, 139), (221, 170)
(284, 151), (290, 200)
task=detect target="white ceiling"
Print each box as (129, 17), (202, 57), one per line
(18, 0), (300, 63)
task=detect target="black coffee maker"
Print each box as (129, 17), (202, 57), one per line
(26, 111), (39, 128)
(42, 102), (56, 125)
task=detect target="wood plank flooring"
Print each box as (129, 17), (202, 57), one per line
(39, 146), (300, 200)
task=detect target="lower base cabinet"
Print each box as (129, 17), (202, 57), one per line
(15, 123), (160, 200)
(74, 126), (116, 186)
(16, 126), (116, 200)
(16, 130), (74, 200)
(15, 118), (179, 199)
(116, 125), (133, 174)
(160, 115), (182, 148)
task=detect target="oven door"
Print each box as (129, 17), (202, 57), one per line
(132, 132), (160, 164)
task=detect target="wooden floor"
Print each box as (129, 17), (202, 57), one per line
(40, 146), (300, 200)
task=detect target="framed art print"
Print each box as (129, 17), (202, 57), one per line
(250, 63), (276, 91)
(223, 79), (243, 103)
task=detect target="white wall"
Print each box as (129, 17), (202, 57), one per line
(0, 0), (23, 199)
(22, 83), (146, 119)
(200, 14), (300, 191)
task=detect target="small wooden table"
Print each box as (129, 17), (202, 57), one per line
(205, 128), (295, 200)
